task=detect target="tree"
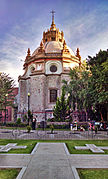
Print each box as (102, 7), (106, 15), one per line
(87, 49), (108, 105)
(53, 97), (61, 121)
(63, 49), (108, 122)
(53, 87), (68, 121)
(87, 49), (108, 121)
(0, 72), (15, 110)
(28, 109), (33, 125)
(60, 87), (67, 121)
(63, 62), (92, 113)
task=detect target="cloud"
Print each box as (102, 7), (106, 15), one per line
(80, 29), (108, 59)
(0, 18), (44, 85)
(0, 59), (23, 86)
(0, 1), (108, 86)
(62, 6), (108, 59)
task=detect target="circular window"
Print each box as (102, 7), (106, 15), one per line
(50, 65), (57, 72)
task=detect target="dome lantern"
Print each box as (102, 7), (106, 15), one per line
(43, 11), (64, 43)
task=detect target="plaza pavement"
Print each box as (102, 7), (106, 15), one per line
(0, 128), (108, 140)
(0, 129), (108, 178)
(0, 142), (108, 179)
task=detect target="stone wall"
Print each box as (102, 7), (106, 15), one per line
(18, 80), (27, 112)
(18, 68), (71, 122)
(45, 75), (61, 109)
(30, 74), (46, 112)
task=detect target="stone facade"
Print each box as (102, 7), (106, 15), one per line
(18, 16), (81, 121)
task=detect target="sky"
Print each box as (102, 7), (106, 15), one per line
(0, 0), (108, 86)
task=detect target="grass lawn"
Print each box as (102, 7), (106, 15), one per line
(0, 139), (37, 154)
(77, 168), (108, 179)
(0, 139), (108, 154)
(66, 140), (108, 154)
(0, 168), (20, 179)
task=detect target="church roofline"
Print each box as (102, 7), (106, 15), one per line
(23, 54), (80, 68)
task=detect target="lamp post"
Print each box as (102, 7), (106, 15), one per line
(28, 92), (30, 125)
(4, 93), (8, 126)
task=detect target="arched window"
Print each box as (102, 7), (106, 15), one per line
(50, 89), (57, 102)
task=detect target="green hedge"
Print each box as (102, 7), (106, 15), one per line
(0, 122), (27, 127)
(47, 118), (69, 122)
(38, 124), (69, 129)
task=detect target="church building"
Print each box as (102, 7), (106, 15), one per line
(18, 13), (81, 121)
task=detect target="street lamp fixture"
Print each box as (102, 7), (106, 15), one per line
(4, 93), (8, 125)
(68, 93), (70, 97)
(28, 92), (30, 97)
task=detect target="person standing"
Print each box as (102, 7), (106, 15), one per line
(32, 116), (37, 130)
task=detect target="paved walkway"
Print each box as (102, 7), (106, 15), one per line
(0, 129), (108, 140)
(22, 143), (74, 179)
(0, 143), (108, 179)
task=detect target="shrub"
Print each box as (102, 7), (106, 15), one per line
(16, 118), (21, 125)
(50, 125), (54, 133)
(0, 122), (27, 128)
(7, 122), (27, 127)
(47, 124), (69, 129)
(23, 114), (28, 122)
(95, 125), (98, 134)
(37, 124), (40, 128)
(47, 118), (54, 122)
(27, 125), (32, 133)
(28, 110), (33, 123)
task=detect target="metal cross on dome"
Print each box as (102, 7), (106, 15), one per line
(50, 10), (55, 22)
